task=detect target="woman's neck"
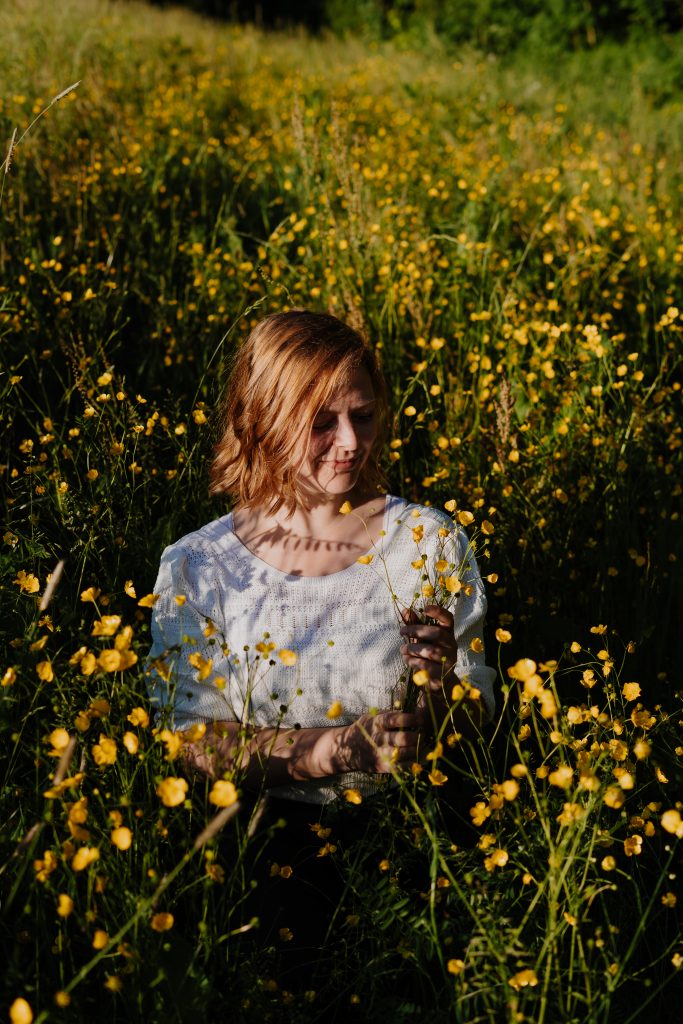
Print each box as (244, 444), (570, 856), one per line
(231, 490), (387, 577)
(274, 489), (382, 537)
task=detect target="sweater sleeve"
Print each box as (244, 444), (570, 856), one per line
(423, 514), (497, 722)
(146, 540), (241, 730)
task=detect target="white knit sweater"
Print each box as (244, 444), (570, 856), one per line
(147, 494), (496, 803)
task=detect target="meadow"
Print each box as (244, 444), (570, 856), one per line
(1, 0), (682, 1020)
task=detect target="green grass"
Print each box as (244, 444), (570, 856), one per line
(1, 2), (682, 1020)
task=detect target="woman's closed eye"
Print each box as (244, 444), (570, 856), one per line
(312, 413), (375, 432)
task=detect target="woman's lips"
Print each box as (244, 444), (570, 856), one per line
(321, 459), (356, 469)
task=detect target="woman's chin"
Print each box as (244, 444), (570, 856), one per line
(299, 472), (362, 499)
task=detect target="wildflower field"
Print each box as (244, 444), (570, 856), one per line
(1, 1), (683, 1020)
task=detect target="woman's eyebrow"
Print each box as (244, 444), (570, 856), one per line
(316, 398), (376, 413)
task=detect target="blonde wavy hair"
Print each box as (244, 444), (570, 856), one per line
(209, 310), (388, 513)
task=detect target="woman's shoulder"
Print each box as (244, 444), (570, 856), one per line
(388, 496), (459, 536)
(158, 513), (235, 564)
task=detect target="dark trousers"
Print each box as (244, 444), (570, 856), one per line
(242, 793), (379, 992)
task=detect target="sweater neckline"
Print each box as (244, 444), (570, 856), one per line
(224, 494), (400, 581)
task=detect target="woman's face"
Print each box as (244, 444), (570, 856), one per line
(296, 366), (378, 499)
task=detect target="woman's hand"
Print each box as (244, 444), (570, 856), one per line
(338, 709), (426, 773)
(399, 604), (458, 692)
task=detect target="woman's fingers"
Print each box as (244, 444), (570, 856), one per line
(377, 729), (419, 748)
(422, 604), (455, 627)
(400, 623), (453, 643)
(401, 640), (450, 662)
(375, 744), (419, 770)
(377, 711), (421, 730)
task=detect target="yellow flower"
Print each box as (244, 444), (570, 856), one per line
(92, 735), (117, 766)
(36, 661), (54, 683)
(495, 628), (511, 643)
(469, 802), (490, 826)
(435, 559), (449, 572)
(509, 658), (537, 681)
(127, 707), (149, 728)
(43, 773), (84, 799)
(2, 667), (17, 687)
(137, 593), (160, 608)
(601, 856), (616, 871)
(631, 708), (656, 730)
(151, 913), (174, 932)
(97, 649), (122, 672)
(357, 554), (374, 565)
(421, 582), (435, 598)
(413, 669), (430, 686)
(500, 779), (519, 801)
(557, 803), (584, 826)
(104, 975), (122, 993)
(9, 998), (33, 1024)
(54, 992), (71, 1008)
(46, 728), (70, 755)
(622, 682), (641, 701)
(469, 637), (484, 653)
(411, 524), (424, 543)
(79, 652), (97, 676)
(481, 520), (494, 535)
(570, 641), (581, 653)
(111, 827), (132, 851)
(338, 501), (352, 514)
(80, 586), (100, 602)
(71, 846), (100, 872)
(91, 615), (121, 637)
(457, 510), (474, 527)
(188, 652), (213, 680)
(444, 499), (457, 512)
(92, 929), (109, 950)
(661, 809), (683, 838)
(447, 959), (465, 975)
(209, 780), (238, 807)
(624, 835), (643, 857)
(483, 848), (508, 871)
(548, 765), (573, 789)
(156, 776), (188, 807)
(278, 649), (297, 666)
(428, 769), (448, 786)
(603, 786), (625, 809)
(344, 789), (363, 805)
(57, 894), (74, 918)
(13, 571), (40, 594)
(123, 732), (139, 755)
(508, 969), (538, 991)
(182, 723), (206, 743)
(444, 576), (462, 594)
(633, 739), (651, 760)
(124, 580), (136, 598)
(326, 700), (343, 719)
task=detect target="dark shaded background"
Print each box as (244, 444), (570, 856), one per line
(144, 0), (683, 50)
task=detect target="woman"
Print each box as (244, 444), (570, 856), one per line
(146, 310), (495, 977)
(147, 310), (495, 793)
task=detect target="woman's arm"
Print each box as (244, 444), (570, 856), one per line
(180, 710), (427, 790)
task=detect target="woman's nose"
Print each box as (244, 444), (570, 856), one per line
(333, 416), (358, 449)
